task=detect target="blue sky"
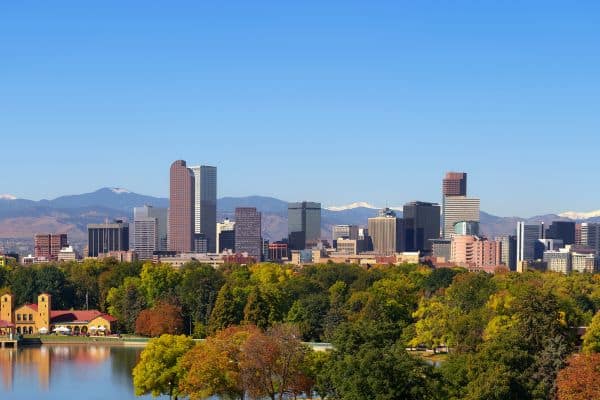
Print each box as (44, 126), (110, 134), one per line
(1, 1), (599, 216)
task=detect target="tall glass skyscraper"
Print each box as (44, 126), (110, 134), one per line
(288, 201), (321, 250)
(403, 201), (440, 253)
(190, 165), (217, 253)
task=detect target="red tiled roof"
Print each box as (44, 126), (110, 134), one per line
(0, 320), (14, 328)
(50, 310), (116, 324)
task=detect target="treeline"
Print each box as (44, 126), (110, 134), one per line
(4, 260), (600, 398)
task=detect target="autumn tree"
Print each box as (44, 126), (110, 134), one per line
(556, 353), (600, 400)
(582, 311), (600, 353)
(106, 276), (147, 333)
(133, 334), (195, 399)
(135, 301), (184, 337)
(179, 325), (258, 400)
(241, 324), (313, 400)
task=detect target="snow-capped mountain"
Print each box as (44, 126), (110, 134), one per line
(110, 188), (131, 194)
(559, 210), (600, 220)
(0, 194), (17, 200)
(325, 202), (378, 211)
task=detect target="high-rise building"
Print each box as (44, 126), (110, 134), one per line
(133, 205), (168, 260)
(234, 207), (262, 258)
(168, 160), (195, 253)
(332, 224), (359, 249)
(443, 172), (467, 196)
(454, 221), (480, 236)
(403, 201), (440, 253)
(516, 222), (543, 263)
(578, 223), (600, 253)
(87, 220), (129, 257)
(190, 165), (217, 253)
(535, 238), (564, 260)
(544, 248), (571, 274)
(545, 221), (576, 245)
(216, 218), (236, 253)
(34, 234), (68, 260)
(442, 196), (480, 239)
(288, 202), (321, 250)
(495, 235), (517, 270)
(367, 208), (403, 255)
(450, 235), (501, 270)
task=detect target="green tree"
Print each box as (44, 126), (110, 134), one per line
(243, 286), (271, 329)
(107, 277), (147, 333)
(139, 262), (181, 306)
(133, 334), (195, 399)
(582, 311), (600, 353)
(286, 293), (329, 341)
(208, 284), (245, 333)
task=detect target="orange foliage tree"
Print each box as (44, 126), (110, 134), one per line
(135, 301), (184, 337)
(556, 353), (600, 400)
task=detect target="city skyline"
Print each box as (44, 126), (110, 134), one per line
(3, 2), (600, 216)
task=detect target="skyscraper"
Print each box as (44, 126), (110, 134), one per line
(217, 218), (236, 253)
(133, 205), (168, 260)
(168, 160), (195, 253)
(87, 220), (129, 257)
(34, 234), (68, 260)
(442, 196), (480, 239)
(545, 221), (576, 245)
(288, 202), (321, 250)
(402, 201), (440, 253)
(496, 235), (517, 270)
(580, 223), (600, 253)
(234, 207), (262, 259)
(190, 165), (217, 253)
(368, 208), (403, 255)
(516, 222), (543, 263)
(443, 172), (467, 196)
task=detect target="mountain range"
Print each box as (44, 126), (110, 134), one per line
(1, 188), (599, 252)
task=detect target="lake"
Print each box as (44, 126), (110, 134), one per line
(0, 345), (167, 400)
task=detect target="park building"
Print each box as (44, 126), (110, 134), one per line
(0, 293), (116, 336)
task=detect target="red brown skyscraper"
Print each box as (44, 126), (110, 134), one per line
(168, 160), (195, 252)
(34, 233), (67, 260)
(443, 172), (467, 197)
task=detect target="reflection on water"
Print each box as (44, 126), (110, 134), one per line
(0, 345), (166, 400)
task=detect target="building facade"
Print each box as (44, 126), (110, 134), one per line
(87, 220), (129, 257)
(442, 196), (480, 239)
(234, 207), (262, 258)
(516, 222), (543, 263)
(367, 208), (403, 255)
(216, 218), (236, 253)
(168, 160), (195, 253)
(443, 172), (467, 197)
(403, 201), (440, 253)
(190, 165), (217, 253)
(288, 202), (321, 250)
(133, 205), (168, 260)
(450, 235), (501, 271)
(34, 234), (68, 261)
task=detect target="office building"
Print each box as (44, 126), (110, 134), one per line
(450, 235), (501, 270)
(133, 205), (168, 260)
(57, 246), (77, 262)
(572, 250), (597, 273)
(443, 172), (467, 197)
(332, 224), (359, 242)
(579, 223), (600, 253)
(234, 207), (262, 258)
(217, 218), (236, 253)
(190, 165), (217, 253)
(87, 220), (129, 257)
(431, 239), (452, 262)
(442, 196), (480, 239)
(535, 238), (564, 260)
(454, 221), (480, 236)
(403, 201), (440, 253)
(336, 238), (358, 255)
(288, 202), (321, 250)
(34, 234), (68, 260)
(544, 249), (571, 274)
(368, 208), (403, 255)
(495, 235), (517, 270)
(268, 242), (289, 262)
(545, 221), (576, 245)
(516, 222), (543, 263)
(168, 160), (195, 253)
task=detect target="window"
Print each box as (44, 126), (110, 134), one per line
(29, 314), (33, 321)
(17, 314), (21, 321)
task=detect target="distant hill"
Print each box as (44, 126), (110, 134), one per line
(1, 188), (598, 253)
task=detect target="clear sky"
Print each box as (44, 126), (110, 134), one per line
(1, 1), (599, 216)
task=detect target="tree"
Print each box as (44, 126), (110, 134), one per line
(139, 262), (181, 306)
(107, 277), (147, 333)
(241, 324), (312, 400)
(208, 284), (246, 333)
(286, 293), (329, 341)
(133, 334), (195, 399)
(582, 311), (600, 353)
(9, 266), (38, 305)
(243, 286), (271, 329)
(135, 302), (184, 337)
(556, 353), (600, 400)
(179, 325), (258, 400)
